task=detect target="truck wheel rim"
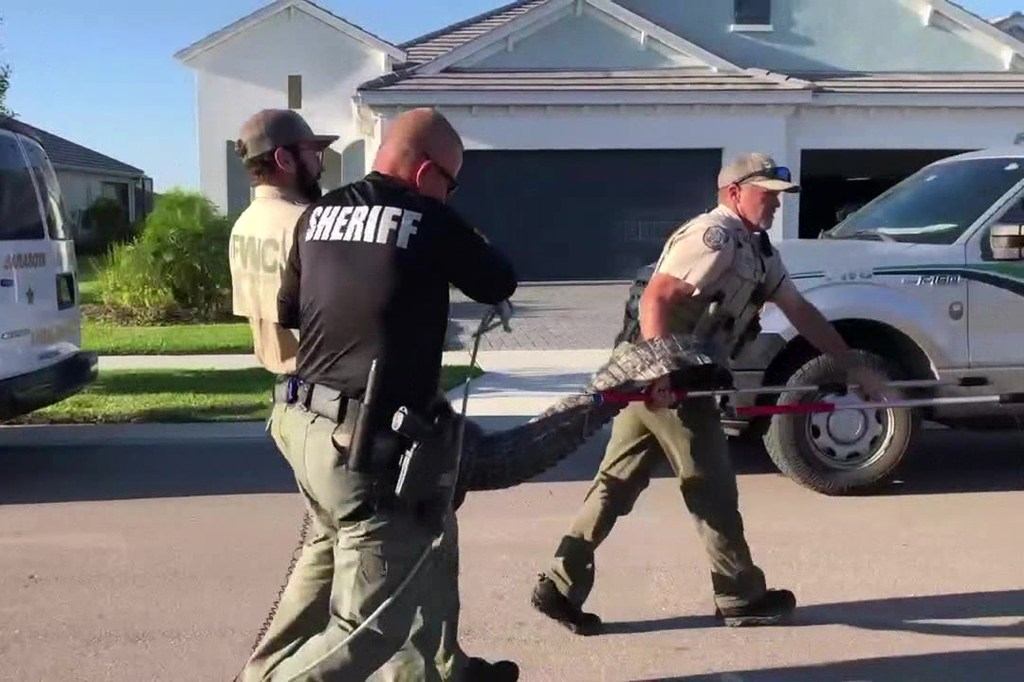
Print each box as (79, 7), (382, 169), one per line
(804, 392), (895, 470)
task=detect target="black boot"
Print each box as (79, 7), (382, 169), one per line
(530, 574), (603, 636)
(714, 589), (796, 627)
(464, 656), (519, 681)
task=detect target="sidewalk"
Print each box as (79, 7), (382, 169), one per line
(96, 349), (612, 422)
(4, 350), (614, 444)
(97, 349), (611, 375)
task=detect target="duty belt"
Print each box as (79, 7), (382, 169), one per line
(274, 376), (362, 425)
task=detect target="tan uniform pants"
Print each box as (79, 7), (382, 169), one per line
(240, 402), (467, 681)
(546, 398), (767, 611)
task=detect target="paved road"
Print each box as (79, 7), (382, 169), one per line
(2, 422), (1023, 681)
(447, 282), (629, 351)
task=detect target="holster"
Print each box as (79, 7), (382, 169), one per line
(389, 397), (461, 531)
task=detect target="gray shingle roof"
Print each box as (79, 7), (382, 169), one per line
(806, 72), (1024, 93)
(365, 2), (816, 97)
(360, 68), (809, 92)
(16, 122), (145, 176)
(398, 0), (548, 65)
(368, 2), (1024, 100)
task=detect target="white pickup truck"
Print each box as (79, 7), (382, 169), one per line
(721, 147), (1024, 495)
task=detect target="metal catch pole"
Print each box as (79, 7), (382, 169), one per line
(589, 375), (992, 407)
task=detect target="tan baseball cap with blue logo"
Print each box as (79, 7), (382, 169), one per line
(718, 153), (800, 193)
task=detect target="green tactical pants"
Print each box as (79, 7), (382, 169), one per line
(240, 401), (467, 681)
(545, 397), (767, 611)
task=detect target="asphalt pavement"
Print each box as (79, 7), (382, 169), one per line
(2, 412), (1023, 681)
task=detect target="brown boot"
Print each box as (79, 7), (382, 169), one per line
(529, 574), (603, 636)
(714, 589), (796, 627)
(464, 657), (519, 681)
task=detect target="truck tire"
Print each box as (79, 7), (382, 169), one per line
(762, 349), (919, 495)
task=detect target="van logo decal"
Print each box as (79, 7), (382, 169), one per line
(3, 252), (47, 270)
(878, 266), (1024, 297)
(897, 274), (962, 286)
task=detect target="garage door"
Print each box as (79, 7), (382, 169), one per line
(448, 149), (722, 281)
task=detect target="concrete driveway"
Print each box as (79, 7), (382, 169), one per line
(447, 282), (630, 351)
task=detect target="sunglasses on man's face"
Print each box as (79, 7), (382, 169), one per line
(424, 155), (459, 197)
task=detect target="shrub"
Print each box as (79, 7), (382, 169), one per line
(93, 189), (234, 324)
(95, 241), (177, 324)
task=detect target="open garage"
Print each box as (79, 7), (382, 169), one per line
(797, 148), (973, 239)
(449, 148), (722, 281)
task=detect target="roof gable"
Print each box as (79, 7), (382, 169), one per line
(991, 11), (1024, 42)
(415, 0), (742, 75)
(17, 122), (144, 176)
(910, 0), (1024, 69)
(610, 0), (1024, 73)
(174, 0), (405, 64)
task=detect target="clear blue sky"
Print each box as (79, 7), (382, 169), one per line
(1, 0), (1020, 194)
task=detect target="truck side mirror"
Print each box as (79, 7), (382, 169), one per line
(989, 223), (1024, 260)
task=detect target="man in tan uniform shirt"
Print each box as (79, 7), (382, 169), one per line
(228, 111), (331, 376)
(228, 109), (338, 681)
(531, 153), (889, 634)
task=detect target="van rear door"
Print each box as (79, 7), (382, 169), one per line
(0, 128), (81, 383)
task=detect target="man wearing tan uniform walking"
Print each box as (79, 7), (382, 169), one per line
(227, 108), (339, 680)
(531, 152), (890, 633)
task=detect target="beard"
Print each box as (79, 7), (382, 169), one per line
(295, 160), (323, 203)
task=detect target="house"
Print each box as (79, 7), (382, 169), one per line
(992, 11), (1024, 40)
(20, 122), (153, 251)
(175, 0), (1024, 281)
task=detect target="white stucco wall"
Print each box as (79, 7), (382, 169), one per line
(374, 104), (803, 239)
(368, 102), (1024, 243)
(185, 7), (390, 214)
(791, 105), (1024, 150)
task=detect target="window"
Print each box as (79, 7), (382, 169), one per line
(288, 75), (302, 109)
(995, 195), (1024, 226)
(734, 0), (771, 26)
(828, 157), (1024, 245)
(21, 137), (71, 241)
(0, 132), (46, 241)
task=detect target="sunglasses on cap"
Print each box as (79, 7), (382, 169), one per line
(733, 165), (792, 185)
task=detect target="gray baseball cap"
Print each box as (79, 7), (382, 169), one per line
(718, 153), (800, 193)
(236, 109), (338, 161)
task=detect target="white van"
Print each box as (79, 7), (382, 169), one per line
(0, 116), (96, 421)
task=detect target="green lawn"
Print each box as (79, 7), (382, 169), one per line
(82, 320), (254, 355)
(12, 365), (483, 425)
(76, 255), (256, 355)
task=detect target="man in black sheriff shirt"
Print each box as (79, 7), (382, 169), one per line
(245, 108), (518, 682)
